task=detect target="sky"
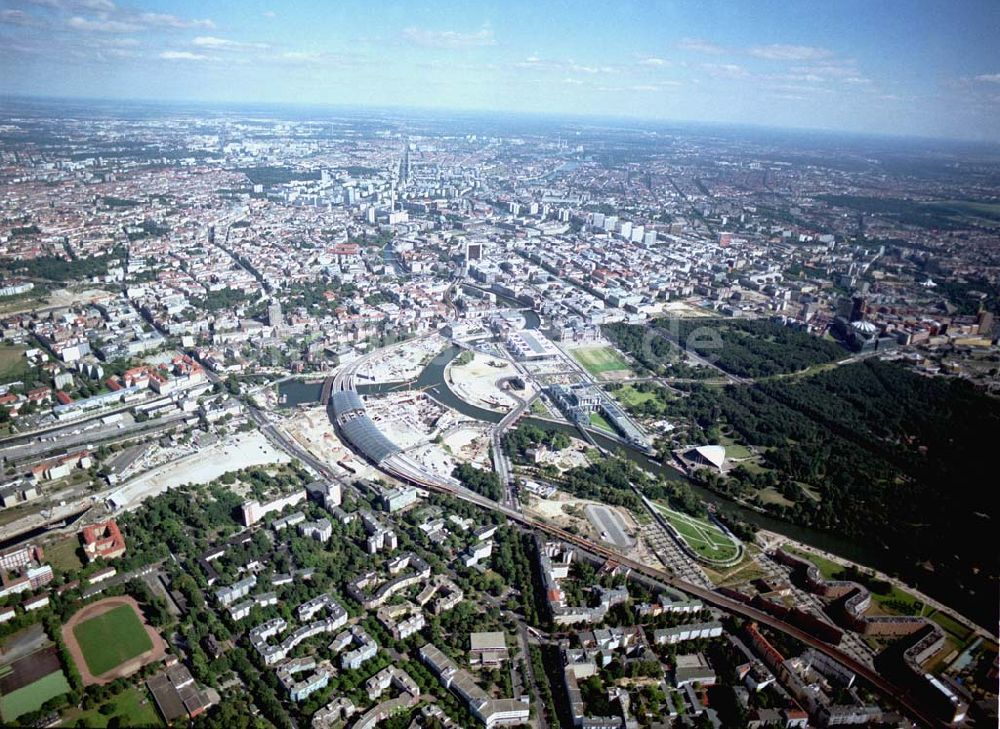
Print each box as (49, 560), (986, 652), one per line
(1, 0), (999, 141)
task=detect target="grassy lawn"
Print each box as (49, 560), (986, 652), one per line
(0, 345), (28, 384)
(571, 346), (631, 377)
(757, 487), (795, 507)
(717, 434), (752, 460)
(614, 384), (660, 408)
(653, 502), (740, 563)
(928, 609), (974, 646)
(588, 411), (615, 432)
(703, 555), (767, 587)
(785, 546), (841, 580)
(785, 547), (925, 616)
(73, 605), (153, 677)
(44, 536), (84, 573)
(62, 686), (163, 728)
(0, 670), (70, 723)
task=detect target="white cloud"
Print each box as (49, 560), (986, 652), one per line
(279, 51), (327, 63)
(103, 37), (139, 47)
(401, 26), (496, 49)
(79, 0), (115, 10)
(749, 44), (833, 61)
(66, 9), (214, 32)
(974, 73), (1000, 83)
(703, 63), (750, 79)
(0, 9), (34, 25)
(678, 37), (725, 54)
(67, 15), (139, 32)
(568, 63), (612, 74)
(139, 12), (213, 30)
(638, 57), (666, 67)
(159, 50), (209, 61)
(516, 57), (613, 75)
(269, 50), (360, 67)
(193, 36), (268, 50)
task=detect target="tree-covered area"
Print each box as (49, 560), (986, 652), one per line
(605, 318), (845, 379)
(9, 224), (40, 236)
(818, 194), (995, 230)
(124, 219), (171, 241)
(100, 196), (139, 207)
(674, 360), (999, 624)
(1, 246), (124, 282)
(237, 166), (321, 186)
(192, 286), (254, 312)
(559, 453), (704, 517)
(503, 423), (571, 459)
(283, 278), (339, 314)
(452, 462), (503, 501)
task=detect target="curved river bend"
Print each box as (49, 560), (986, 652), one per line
(280, 342), (990, 629)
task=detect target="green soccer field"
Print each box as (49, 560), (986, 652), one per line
(0, 671), (70, 722)
(73, 605), (153, 677)
(571, 346), (631, 376)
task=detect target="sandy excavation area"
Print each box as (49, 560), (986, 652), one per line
(356, 335), (445, 384)
(109, 430), (289, 509)
(441, 423), (492, 468)
(447, 352), (534, 412)
(531, 440), (592, 470)
(280, 405), (380, 480)
(366, 391), (464, 449)
(523, 488), (663, 569)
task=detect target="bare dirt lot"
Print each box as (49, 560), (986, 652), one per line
(0, 646), (61, 694)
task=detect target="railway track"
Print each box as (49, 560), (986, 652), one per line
(375, 456), (947, 728)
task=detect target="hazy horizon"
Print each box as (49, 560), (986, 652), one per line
(1, 0), (998, 142)
(5, 93), (1000, 152)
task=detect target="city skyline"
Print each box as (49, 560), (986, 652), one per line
(1, 0), (999, 142)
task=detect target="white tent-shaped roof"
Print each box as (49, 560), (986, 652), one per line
(692, 444), (726, 470)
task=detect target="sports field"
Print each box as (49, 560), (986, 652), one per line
(571, 346), (631, 377)
(0, 670), (70, 722)
(73, 604), (154, 677)
(653, 502), (741, 564)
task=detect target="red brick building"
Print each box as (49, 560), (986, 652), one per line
(81, 519), (127, 562)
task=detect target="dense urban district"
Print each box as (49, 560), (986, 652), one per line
(0, 98), (996, 729)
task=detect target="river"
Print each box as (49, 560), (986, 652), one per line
(280, 344), (990, 628)
(282, 346), (874, 561)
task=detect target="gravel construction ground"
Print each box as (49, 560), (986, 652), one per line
(108, 430), (289, 509)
